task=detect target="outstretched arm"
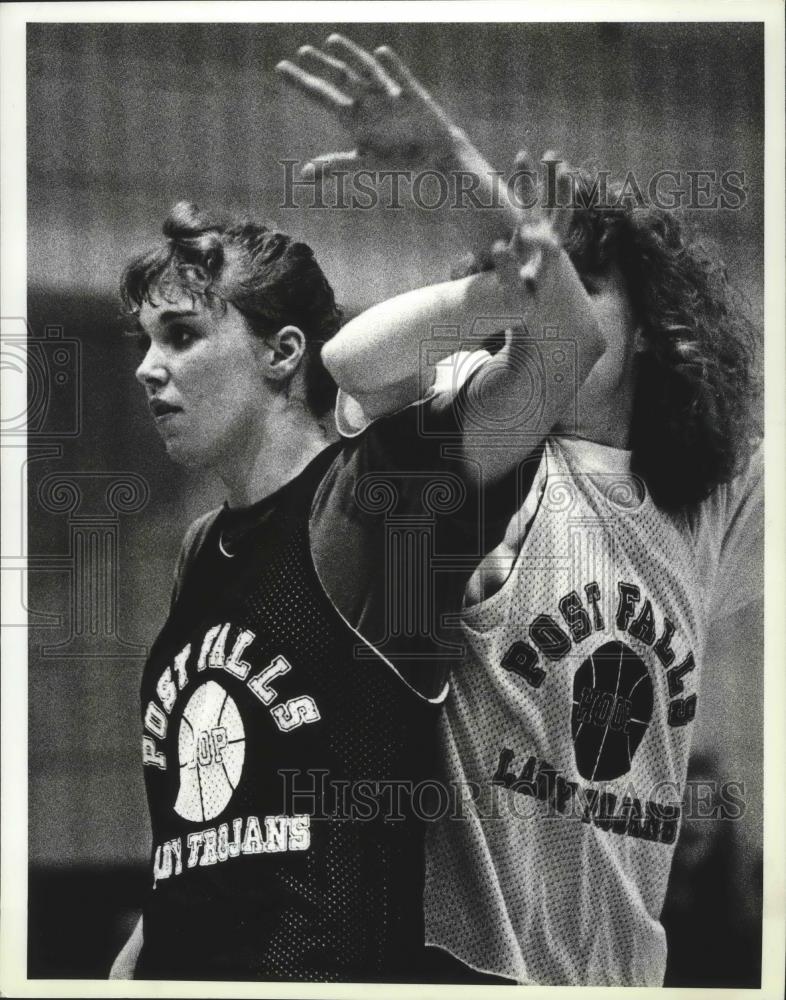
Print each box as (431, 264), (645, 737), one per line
(321, 153), (574, 397)
(321, 271), (499, 405)
(325, 211), (606, 483)
(276, 34), (521, 263)
(279, 36), (605, 483)
(458, 223), (605, 483)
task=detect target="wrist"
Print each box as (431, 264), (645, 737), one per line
(460, 270), (506, 316)
(433, 126), (472, 170)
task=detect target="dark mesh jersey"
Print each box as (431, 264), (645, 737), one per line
(138, 444), (442, 982)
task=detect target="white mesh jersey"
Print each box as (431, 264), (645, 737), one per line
(335, 359), (764, 987)
(423, 434), (763, 986)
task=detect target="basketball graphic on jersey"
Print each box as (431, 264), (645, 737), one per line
(571, 641), (653, 781)
(175, 680), (245, 822)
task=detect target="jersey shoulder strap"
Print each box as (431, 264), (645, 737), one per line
(170, 509), (221, 609)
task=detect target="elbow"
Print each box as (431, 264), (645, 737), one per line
(321, 328), (397, 397)
(320, 337), (342, 380)
(320, 337), (364, 396)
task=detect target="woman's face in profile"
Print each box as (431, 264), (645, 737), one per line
(135, 286), (270, 470)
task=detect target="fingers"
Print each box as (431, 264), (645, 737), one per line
(280, 34), (450, 129)
(275, 59), (355, 113)
(294, 45), (364, 97)
(518, 249), (544, 290)
(512, 148), (537, 175)
(324, 33), (401, 97)
(513, 219), (556, 270)
(494, 220), (561, 297)
(372, 44), (424, 96)
(542, 151), (574, 242)
(550, 165), (575, 243)
(373, 43), (452, 124)
(509, 148), (541, 219)
(491, 239), (522, 288)
(492, 237), (544, 296)
(301, 151), (363, 180)
(510, 148), (576, 243)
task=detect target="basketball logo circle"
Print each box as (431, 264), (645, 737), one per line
(571, 640), (653, 782)
(174, 680), (245, 822)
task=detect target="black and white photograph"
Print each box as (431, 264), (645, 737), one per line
(1, 1), (784, 995)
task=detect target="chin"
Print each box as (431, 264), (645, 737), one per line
(163, 438), (209, 470)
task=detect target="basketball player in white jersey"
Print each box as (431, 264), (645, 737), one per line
(278, 35), (763, 985)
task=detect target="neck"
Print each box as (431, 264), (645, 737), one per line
(219, 402), (336, 508)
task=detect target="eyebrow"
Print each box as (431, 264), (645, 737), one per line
(158, 309), (198, 323)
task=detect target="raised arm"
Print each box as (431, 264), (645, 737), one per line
(458, 221), (606, 483)
(324, 216), (605, 481)
(278, 36), (606, 483)
(276, 34), (521, 263)
(320, 271), (499, 411)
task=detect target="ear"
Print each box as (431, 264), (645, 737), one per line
(263, 325), (307, 383)
(633, 324), (647, 353)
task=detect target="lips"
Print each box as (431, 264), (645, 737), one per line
(149, 398), (182, 418)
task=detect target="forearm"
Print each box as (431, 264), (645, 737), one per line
(460, 249), (607, 482)
(109, 914), (143, 980)
(323, 134), (523, 401)
(459, 340), (600, 483)
(322, 272), (507, 397)
(437, 128), (523, 263)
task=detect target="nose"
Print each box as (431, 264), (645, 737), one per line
(135, 341), (169, 388)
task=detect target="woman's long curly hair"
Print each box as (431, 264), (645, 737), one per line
(564, 170), (761, 509)
(121, 202), (342, 415)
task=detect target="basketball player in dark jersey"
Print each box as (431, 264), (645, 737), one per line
(108, 174), (597, 979)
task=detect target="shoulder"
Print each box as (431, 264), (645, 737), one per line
(181, 508), (222, 554)
(174, 508), (221, 584)
(690, 441), (763, 537)
(549, 436), (644, 507)
(689, 441), (764, 617)
(169, 508), (221, 609)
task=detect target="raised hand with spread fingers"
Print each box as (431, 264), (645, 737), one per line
(278, 36), (606, 483)
(493, 150), (578, 307)
(276, 35), (460, 176)
(277, 34), (521, 258)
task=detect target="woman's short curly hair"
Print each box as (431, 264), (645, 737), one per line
(564, 170), (761, 509)
(121, 201), (342, 415)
